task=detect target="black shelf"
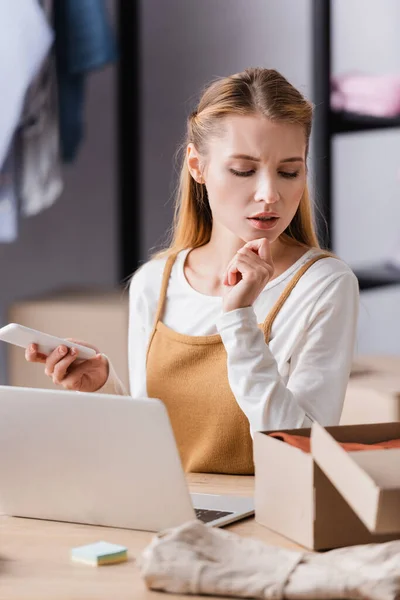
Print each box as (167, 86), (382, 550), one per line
(354, 264), (400, 291)
(332, 110), (400, 135)
(313, 0), (400, 292)
(117, 0), (141, 283)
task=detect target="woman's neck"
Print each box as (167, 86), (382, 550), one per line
(183, 238), (309, 297)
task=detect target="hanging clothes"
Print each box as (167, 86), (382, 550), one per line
(0, 0), (53, 171)
(18, 0), (64, 218)
(0, 140), (18, 243)
(53, 0), (117, 162)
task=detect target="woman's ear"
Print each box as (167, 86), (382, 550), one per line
(187, 144), (204, 183)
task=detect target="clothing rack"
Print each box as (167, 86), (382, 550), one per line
(312, 0), (400, 291)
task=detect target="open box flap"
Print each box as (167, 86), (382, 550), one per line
(311, 422), (400, 534)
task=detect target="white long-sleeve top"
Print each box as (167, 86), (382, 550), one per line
(101, 247), (359, 434)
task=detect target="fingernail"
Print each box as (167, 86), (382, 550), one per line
(30, 344), (35, 352)
(70, 348), (77, 356)
(59, 346), (67, 355)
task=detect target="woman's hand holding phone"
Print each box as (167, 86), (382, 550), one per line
(25, 339), (109, 392)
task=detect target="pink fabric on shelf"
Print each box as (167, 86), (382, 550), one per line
(331, 73), (400, 117)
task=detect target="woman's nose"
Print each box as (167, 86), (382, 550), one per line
(254, 177), (280, 203)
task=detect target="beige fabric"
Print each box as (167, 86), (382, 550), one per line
(138, 521), (400, 600)
(145, 252), (330, 474)
(96, 354), (128, 395)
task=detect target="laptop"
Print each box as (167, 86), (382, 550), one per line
(0, 386), (254, 531)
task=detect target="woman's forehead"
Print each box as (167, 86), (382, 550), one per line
(208, 114), (306, 159)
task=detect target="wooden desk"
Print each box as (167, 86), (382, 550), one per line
(0, 474), (301, 600)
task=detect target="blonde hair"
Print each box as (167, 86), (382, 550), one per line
(151, 67), (321, 261)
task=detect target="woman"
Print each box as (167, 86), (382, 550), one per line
(26, 68), (359, 474)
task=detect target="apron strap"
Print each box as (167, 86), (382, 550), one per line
(146, 250), (331, 361)
(146, 251), (180, 365)
(262, 253), (331, 343)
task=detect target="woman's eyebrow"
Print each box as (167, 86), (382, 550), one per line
(229, 154), (304, 163)
(229, 153), (261, 161)
(280, 157), (304, 163)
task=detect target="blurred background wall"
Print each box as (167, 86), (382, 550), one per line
(0, 1), (119, 382)
(140, 0), (313, 257)
(2, 0), (400, 384)
(333, 0), (400, 354)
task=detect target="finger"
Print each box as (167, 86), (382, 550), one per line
(226, 254), (255, 285)
(61, 356), (103, 391)
(222, 256), (238, 286)
(51, 349), (79, 384)
(242, 237), (269, 252)
(60, 370), (86, 392)
(238, 247), (274, 279)
(224, 263), (240, 286)
(228, 269), (240, 286)
(233, 254), (259, 272)
(243, 238), (272, 263)
(237, 246), (266, 265)
(64, 338), (100, 353)
(232, 254), (272, 283)
(44, 345), (70, 376)
(224, 245), (265, 286)
(259, 238), (273, 263)
(25, 343), (47, 363)
(237, 249), (267, 270)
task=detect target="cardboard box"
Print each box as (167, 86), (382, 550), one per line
(254, 422), (400, 550)
(342, 356), (400, 424)
(6, 288), (129, 391)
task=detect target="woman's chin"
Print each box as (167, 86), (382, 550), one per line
(240, 230), (280, 244)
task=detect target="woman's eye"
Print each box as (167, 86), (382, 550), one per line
(230, 168), (255, 177)
(279, 171), (299, 179)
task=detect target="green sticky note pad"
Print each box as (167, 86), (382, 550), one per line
(71, 541), (128, 566)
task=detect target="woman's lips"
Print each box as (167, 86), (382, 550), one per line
(247, 217), (279, 230)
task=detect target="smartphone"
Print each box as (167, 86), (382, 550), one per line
(0, 323), (96, 360)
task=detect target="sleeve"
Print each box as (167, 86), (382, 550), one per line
(127, 270), (150, 399)
(96, 356), (129, 395)
(215, 272), (359, 434)
(96, 268), (151, 398)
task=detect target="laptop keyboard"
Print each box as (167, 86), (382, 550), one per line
(194, 508), (233, 524)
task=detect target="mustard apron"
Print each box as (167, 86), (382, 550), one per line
(146, 251), (328, 474)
